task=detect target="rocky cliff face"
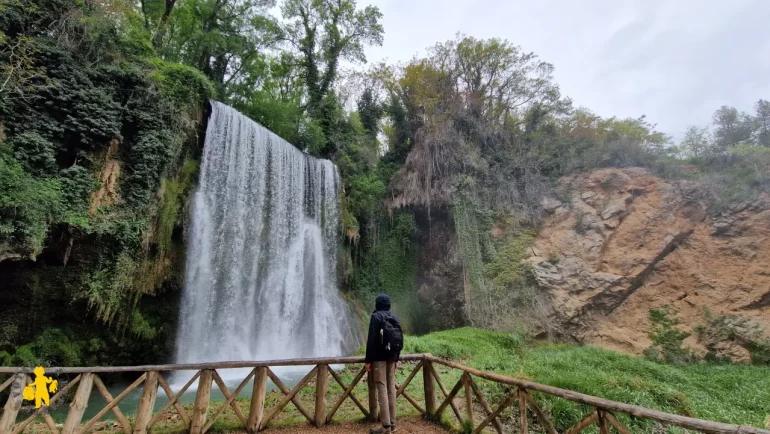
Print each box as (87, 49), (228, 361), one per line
(527, 168), (770, 361)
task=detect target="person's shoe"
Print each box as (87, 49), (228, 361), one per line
(390, 423), (397, 432)
(369, 425), (391, 434)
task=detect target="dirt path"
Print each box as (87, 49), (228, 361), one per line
(259, 417), (451, 434)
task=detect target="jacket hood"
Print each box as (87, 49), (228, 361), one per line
(374, 294), (391, 312)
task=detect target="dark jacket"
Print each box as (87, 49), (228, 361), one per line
(365, 294), (401, 362)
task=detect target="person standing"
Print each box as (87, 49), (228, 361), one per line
(365, 294), (404, 434)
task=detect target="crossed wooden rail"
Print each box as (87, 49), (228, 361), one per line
(1, 354), (768, 434)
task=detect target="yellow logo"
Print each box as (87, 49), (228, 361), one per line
(22, 366), (58, 408)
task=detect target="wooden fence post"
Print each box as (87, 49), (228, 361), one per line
(423, 361), (436, 419)
(190, 370), (213, 434)
(247, 367), (267, 434)
(62, 373), (95, 434)
(598, 410), (610, 434)
(518, 389), (528, 434)
(314, 365), (328, 428)
(133, 371), (159, 434)
(464, 373), (473, 425)
(0, 374), (26, 434)
(367, 369), (378, 423)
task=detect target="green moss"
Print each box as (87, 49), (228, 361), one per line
(375, 213), (417, 297)
(59, 165), (95, 229)
(158, 159), (199, 257)
(0, 150), (63, 255)
(352, 211), (417, 297)
(82, 159), (199, 328)
(484, 229), (535, 290)
(453, 193), (487, 301)
(453, 190), (541, 333)
(351, 210), (422, 330)
(340, 192), (359, 242)
(86, 252), (141, 326)
(0, 0), (212, 368)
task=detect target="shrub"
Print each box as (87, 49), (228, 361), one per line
(643, 308), (698, 365)
(147, 59), (215, 109)
(574, 211), (590, 234)
(697, 314), (770, 366)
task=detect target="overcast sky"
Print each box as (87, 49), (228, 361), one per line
(357, 0), (770, 140)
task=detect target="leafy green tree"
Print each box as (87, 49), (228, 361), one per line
(382, 35), (572, 213)
(137, 0), (174, 47)
(229, 52), (304, 137)
(439, 35), (567, 122)
(755, 99), (770, 147)
(679, 125), (712, 158)
(712, 105), (755, 150)
(158, 0), (280, 96)
(281, 0), (383, 156)
(139, 0), (178, 51)
(357, 87), (382, 140)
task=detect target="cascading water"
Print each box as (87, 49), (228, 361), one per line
(174, 101), (355, 367)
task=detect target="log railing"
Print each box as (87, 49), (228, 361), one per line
(1, 354), (768, 434)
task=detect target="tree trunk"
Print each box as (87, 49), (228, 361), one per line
(152, 0), (177, 53)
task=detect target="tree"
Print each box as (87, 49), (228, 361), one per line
(158, 0), (281, 97)
(712, 105), (754, 150)
(381, 93), (411, 164)
(0, 36), (47, 105)
(679, 125), (712, 158)
(356, 87), (382, 140)
(281, 0), (383, 153)
(138, 0), (178, 51)
(437, 35), (566, 123)
(230, 53), (327, 153)
(756, 99), (770, 147)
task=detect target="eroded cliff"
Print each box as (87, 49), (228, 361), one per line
(527, 168), (770, 361)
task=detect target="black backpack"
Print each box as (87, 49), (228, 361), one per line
(377, 312), (403, 354)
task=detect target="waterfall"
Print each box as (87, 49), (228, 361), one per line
(174, 101), (354, 366)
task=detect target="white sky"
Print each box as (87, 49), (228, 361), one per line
(357, 0), (770, 140)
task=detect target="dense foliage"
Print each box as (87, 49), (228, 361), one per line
(1, 0), (768, 368)
(0, 0), (212, 366)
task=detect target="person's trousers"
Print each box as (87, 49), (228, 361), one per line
(372, 361), (396, 427)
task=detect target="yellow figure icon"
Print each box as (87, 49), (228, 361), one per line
(23, 366), (57, 408)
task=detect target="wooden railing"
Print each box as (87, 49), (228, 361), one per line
(1, 354), (768, 434)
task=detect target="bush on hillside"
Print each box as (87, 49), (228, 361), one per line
(643, 308), (698, 365)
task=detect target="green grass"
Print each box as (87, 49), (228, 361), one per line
(404, 328), (770, 432)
